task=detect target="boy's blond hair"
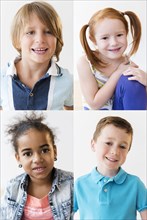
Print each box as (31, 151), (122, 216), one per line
(11, 1), (63, 61)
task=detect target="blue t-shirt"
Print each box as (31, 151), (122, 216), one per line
(74, 167), (147, 220)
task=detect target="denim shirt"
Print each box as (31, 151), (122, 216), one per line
(0, 168), (73, 220)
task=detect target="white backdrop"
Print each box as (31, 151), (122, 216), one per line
(0, 111), (73, 192)
(1, 0), (73, 74)
(74, 0), (147, 80)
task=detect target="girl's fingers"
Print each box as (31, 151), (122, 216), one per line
(128, 76), (138, 81)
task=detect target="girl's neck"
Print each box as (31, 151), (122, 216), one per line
(99, 56), (125, 77)
(28, 173), (53, 199)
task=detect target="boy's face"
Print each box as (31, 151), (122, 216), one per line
(15, 128), (57, 183)
(91, 124), (131, 177)
(19, 13), (57, 66)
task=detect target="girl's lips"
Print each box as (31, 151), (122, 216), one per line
(32, 167), (46, 173)
(108, 47), (121, 52)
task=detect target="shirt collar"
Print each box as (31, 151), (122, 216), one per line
(91, 167), (127, 185)
(6, 57), (62, 77)
(50, 168), (68, 192)
(21, 168), (64, 192)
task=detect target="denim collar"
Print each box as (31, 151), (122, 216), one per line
(20, 168), (67, 193)
(91, 167), (127, 185)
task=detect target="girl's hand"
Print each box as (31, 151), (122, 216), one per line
(123, 67), (147, 86)
(115, 60), (138, 77)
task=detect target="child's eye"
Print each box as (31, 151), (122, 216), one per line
(45, 30), (52, 35)
(23, 152), (32, 157)
(117, 34), (123, 37)
(26, 31), (35, 35)
(120, 144), (127, 149)
(102, 37), (108, 40)
(41, 148), (49, 154)
(105, 142), (112, 146)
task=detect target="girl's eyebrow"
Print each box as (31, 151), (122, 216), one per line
(21, 144), (50, 152)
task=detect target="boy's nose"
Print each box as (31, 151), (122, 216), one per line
(35, 33), (46, 43)
(110, 147), (119, 155)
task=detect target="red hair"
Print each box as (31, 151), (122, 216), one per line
(80, 8), (141, 70)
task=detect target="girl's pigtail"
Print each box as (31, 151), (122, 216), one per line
(80, 24), (104, 69)
(80, 24), (92, 58)
(124, 11), (141, 56)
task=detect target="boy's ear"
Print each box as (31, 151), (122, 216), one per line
(91, 139), (96, 152)
(15, 153), (20, 163)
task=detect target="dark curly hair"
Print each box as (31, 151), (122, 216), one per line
(6, 112), (56, 153)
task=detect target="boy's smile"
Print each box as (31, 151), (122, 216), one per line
(91, 124), (131, 177)
(31, 47), (48, 55)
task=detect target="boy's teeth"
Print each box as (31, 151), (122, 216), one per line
(36, 49), (45, 51)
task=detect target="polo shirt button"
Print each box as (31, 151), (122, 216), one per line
(104, 179), (107, 183)
(30, 93), (33, 97)
(104, 188), (108, 192)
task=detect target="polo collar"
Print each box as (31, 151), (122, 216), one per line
(6, 57), (62, 77)
(91, 167), (127, 185)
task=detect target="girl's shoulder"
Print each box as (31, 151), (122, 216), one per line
(2, 173), (28, 199)
(77, 55), (90, 69)
(7, 173), (28, 186)
(77, 55), (102, 77)
(55, 168), (73, 179)
(77, 55), (94, 78)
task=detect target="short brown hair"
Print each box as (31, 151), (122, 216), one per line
(93, 116), (133, 150)
(11, 1), (63, 61)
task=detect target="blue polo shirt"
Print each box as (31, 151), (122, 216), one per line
(74, 167), (147, 220)
(0, 57), (73, 110)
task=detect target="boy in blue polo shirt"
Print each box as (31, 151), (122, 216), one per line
(74, 116), (147, 219)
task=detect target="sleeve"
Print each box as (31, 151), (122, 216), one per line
(73, 181), (79, 213)
(0, 63), (9, 110)
(0, 182), (11, 219)
(136, 177), (147, 212)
